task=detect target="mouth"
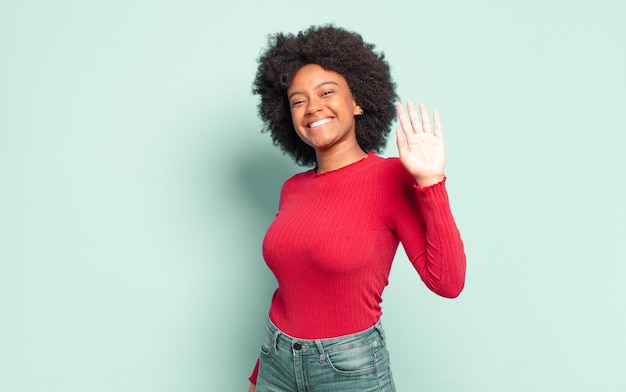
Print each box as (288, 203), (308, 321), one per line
(307, 117), (333, 129)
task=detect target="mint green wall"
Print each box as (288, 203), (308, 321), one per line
(1, 1), (625, 391)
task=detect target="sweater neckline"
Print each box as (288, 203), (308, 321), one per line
(312, 151), (376, 178)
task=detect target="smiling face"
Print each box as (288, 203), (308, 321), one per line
(287, 64), (362, 154)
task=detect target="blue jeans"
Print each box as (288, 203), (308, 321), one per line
(256, 318), (396, 392)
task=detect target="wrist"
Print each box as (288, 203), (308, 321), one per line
(415, 174), (445, 187)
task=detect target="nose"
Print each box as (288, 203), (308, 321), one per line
(306, 97), (322, 115)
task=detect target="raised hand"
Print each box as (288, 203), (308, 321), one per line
(396, 100), (446, 187)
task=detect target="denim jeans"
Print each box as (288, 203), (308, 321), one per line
(256, 318), (396, 392)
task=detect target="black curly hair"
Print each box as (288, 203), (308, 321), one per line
(252, 24), (398, 167)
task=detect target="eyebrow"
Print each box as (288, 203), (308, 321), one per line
(288, 81), (339, 101)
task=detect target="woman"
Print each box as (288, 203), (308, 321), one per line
(248, 25), (466, 391)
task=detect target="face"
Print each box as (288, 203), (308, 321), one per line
(287, 64), (362, 153)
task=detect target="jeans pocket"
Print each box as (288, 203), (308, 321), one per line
(259, 328), (277, 356)
(374, 345), (396, 391)
(325, 341), (377, 376)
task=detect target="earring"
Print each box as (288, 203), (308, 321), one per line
(358, 109), (364, 115)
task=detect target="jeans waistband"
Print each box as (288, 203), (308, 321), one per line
(264, 316), (386, 356)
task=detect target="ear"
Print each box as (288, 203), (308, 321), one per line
(353, 103), (363, 116)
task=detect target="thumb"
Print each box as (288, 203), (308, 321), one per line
(396, 128), (407, 156)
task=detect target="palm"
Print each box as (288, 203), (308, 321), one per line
(396, 100), (446, 186)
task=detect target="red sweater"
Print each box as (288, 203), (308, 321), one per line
(249, 152), (466, 383)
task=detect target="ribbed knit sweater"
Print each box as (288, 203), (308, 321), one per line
(249, 152), (466, 383)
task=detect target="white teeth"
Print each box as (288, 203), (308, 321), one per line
(310, 118), (331, 127)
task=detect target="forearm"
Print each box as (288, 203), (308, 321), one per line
(418, 179), (465, 296)
(402, 178), (466, 297)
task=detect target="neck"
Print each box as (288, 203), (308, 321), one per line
(315, 145), (368, 174)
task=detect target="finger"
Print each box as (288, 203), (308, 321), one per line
(433, 109), (443, 137)
(419, 102), (432, 134)
(396, 102), (413, 135)
(407, 100), (422, 133)
(395, 128), (408, 155)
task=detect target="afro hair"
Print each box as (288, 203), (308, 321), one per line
(252, 25), (398, 166)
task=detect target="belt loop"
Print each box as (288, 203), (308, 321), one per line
(271, 330), (281, 352)
(314, 340), (325, 363)
(374, 322), (386, 346)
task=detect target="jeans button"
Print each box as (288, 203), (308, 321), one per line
(292, 342), (302, 350)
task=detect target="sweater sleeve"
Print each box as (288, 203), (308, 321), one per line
(385, 163), (466, 297)
(248, 177), (294, 386)
(248, 358), (259, 384)
(412, 178), (466, 297)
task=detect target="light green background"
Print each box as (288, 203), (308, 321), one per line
(1, 0), (625, 391)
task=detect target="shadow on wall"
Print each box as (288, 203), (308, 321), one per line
(233, 145), (300, 219)
(215, 136), (301, 387)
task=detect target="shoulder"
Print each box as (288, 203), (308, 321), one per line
(286, 169), (314, 182)
(369, 155), (419, 206)
(374, 155), (403, 171)
(280, 168), (315, 192)
(371, 155), (414, 183)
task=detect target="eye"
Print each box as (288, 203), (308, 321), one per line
(321, 90), (334, 97)
(291, 99), (305, 107)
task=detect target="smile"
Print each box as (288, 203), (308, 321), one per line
(308, 118), (333, 128)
